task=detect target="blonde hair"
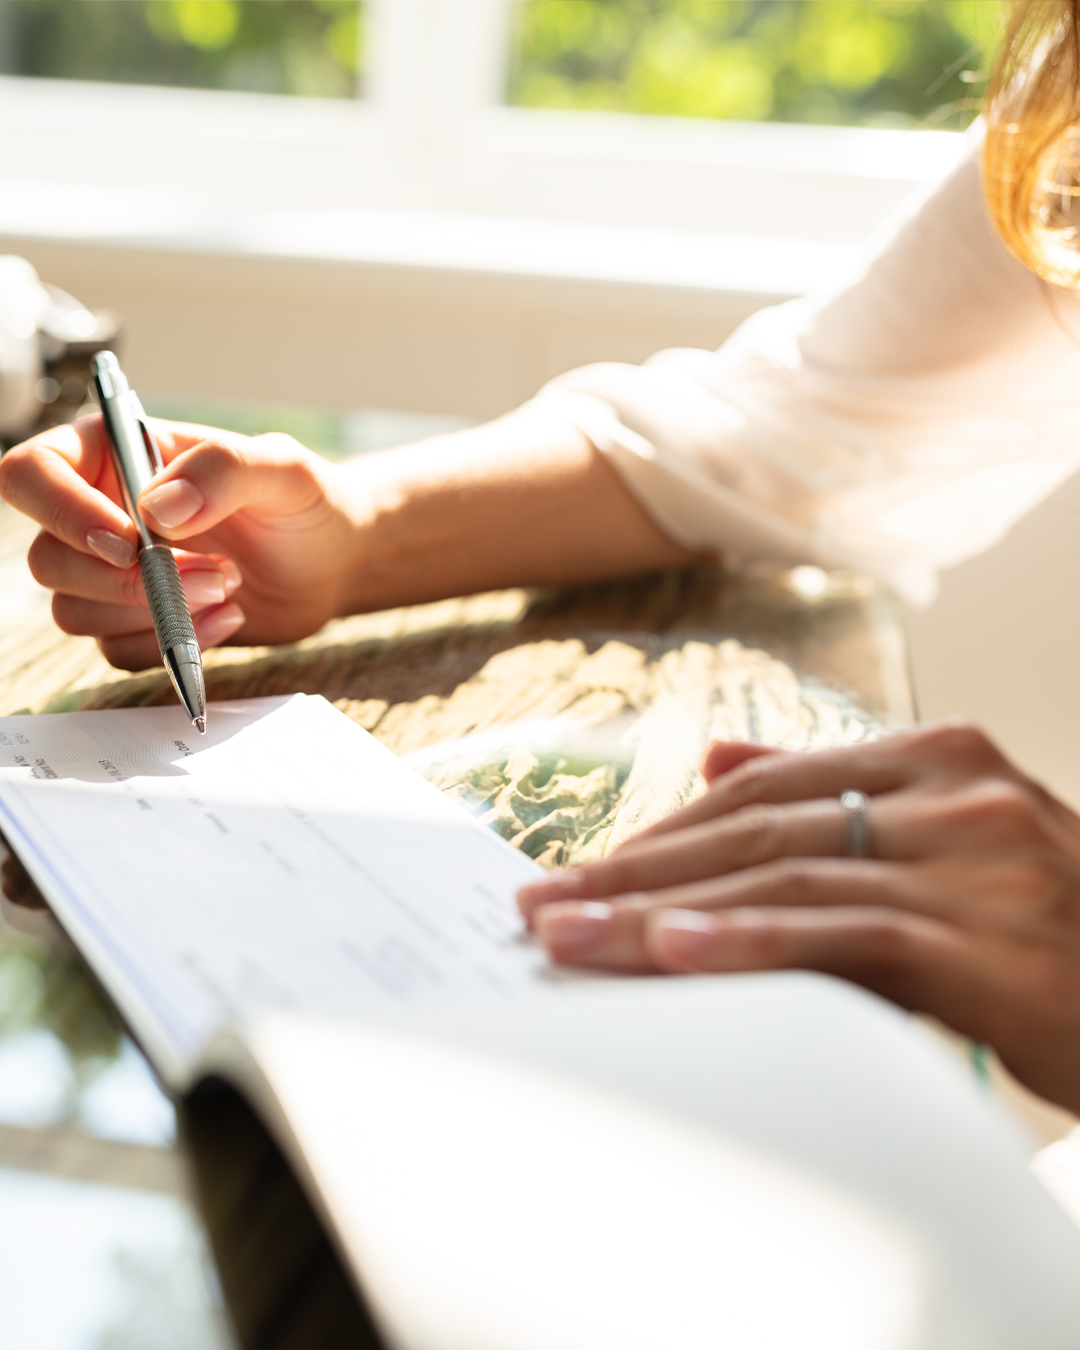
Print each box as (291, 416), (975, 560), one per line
(984, 0), (1080, 287)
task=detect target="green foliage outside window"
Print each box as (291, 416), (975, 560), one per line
(0, 0), (363, 98)
(507, 0), (1003, 128)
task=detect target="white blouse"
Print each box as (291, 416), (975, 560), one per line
(533, 131), (1080, 606)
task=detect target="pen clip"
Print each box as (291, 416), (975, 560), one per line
(128, 392), (164, 475)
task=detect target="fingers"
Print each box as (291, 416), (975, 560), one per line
(701, 740), (779, 783)
(97, 602), (246, 672)
(26, 492), (247, 664)
(1, 415), (111, 481)
(647, 904), (971, 1014)
(520, 799), (854, 919)
(627, 722), (1010, 848)
(0, 419), (137, 559)
(534, 901), (656, 972)
(532, 858), (928, 971)
(145, 417), (255, 464)
(137, 431), (328, 540)
(0, 416), (304, 561)
(38, 525), (245, 651)
(518, 783), (976, 922)
(631, 740), (917, 845)
(53, 586), (242, 638)
(29, 530), (242, 608)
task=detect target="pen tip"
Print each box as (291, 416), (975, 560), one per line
(194, 717), (206, 734)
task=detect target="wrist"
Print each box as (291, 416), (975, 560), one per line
(330, 451), (416, 617)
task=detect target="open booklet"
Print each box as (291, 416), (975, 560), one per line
(2, 694), (1080, 1350)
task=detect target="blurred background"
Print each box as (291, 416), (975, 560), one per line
(0, 0), (993, 125)
(0, 0), (984, 427)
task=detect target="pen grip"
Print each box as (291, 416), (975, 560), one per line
(139, 546), (198, 653)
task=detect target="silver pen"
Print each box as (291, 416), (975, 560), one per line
(91, 352), (207, 734)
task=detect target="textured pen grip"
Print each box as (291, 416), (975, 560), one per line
(139, 545), (198, 653)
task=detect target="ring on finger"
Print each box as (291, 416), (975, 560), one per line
(839, 789), (873, 858)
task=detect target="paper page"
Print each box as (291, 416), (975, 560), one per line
(0, 695), (556, 1086)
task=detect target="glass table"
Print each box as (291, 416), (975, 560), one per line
(0, 398), (914, 1349)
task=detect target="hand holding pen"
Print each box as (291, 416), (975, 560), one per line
(0, 381), (366, 674)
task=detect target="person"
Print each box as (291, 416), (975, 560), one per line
(4, 0), (1080, 1112)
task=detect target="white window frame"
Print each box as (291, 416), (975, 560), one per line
(0, 0), (966, 416)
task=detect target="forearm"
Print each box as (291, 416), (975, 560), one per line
(337, 401), (705, 615)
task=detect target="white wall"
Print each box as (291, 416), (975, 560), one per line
(905, 473), (1080, 810)
(3, 232), (801, 419)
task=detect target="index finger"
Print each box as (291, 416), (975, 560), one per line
(624, 734), (918, 846)
(0, 416), (137, 560)
(2, 414), (112, 482)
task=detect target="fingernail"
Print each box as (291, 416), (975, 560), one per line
(196, 602), (245, 648)
(182, 570), (226, 606)
(654, 910), (720, 968)
(534, 901), (613, 957)
(86, 528), (135, 569)
(219, 559), (242, 594)
(517, 869), (587, 920)
(140, 478), (204, 529)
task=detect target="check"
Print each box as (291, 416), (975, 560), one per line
(0, 694), (548, 1083)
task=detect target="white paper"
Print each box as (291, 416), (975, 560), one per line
(0, 695), (552, 1085)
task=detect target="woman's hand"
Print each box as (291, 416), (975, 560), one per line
(518, 722), (1080, 1114)
(0, 403), (701, 674)
(0, 415), (367, 670)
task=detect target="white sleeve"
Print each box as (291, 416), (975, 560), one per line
(531, 134), (1080, 606)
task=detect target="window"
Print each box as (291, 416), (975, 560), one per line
(0, 0), (971, 419)
(0, 0), (363, 98)
(0, 1), (999, 128)
(506, 0), (999, 130)
(0, 0), (972, 243)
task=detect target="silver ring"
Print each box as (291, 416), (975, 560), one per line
(839, 790), (872, 858)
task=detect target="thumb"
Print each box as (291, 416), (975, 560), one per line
(137, 432), (329, 539)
